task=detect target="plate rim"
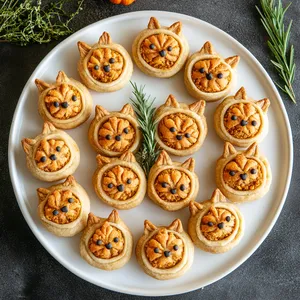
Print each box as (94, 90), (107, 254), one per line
(8, 10), (293, 296)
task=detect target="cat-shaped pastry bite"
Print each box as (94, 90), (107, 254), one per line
(214, 87), (270, 147)
(78, 32), (133, 92)
(21, 122), (80, 182)
(188, 189), (244, 253)
(216, 142), (272, 202)
(93, 151), (146, 210)
(80, 210), (133, 270)
(132, 17), (189, 78)
(88, 103), (141, 156)
(35, 71), (93, 129)
(148, 150), (199, 211)
(37, 176), (90, 237)
(184, 41), (239, 102)
(155, 94), (207, 156)
(136, 219), (194, 280)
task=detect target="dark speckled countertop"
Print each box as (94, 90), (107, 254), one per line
(1, 0), (300, 299)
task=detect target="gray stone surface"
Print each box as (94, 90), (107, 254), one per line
(0, 0), (299, 299)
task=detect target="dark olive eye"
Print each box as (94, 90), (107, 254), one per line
(199, 67), (205, 73)
(207, 221), (213, 227)
(250, 169), (257, 174)
(154, 247), (159, 253)
(105, 134), (111, 140)
(173, 245), (179, 251)
(108, 183), (113, 188)
(252, 120), (257, 126)
(217, 73), (223, 79)
(96, 239), (103, 245)
(150, 44), (156, 49)
(53, 101), (59, 108)
(56, 146), (61, 152)
(231, 115), (238, 121)
(167, 46), (172, 51)
(72, 95), (77, 101)
(68, 198), (74, 203)
(113, 237), (119, 243)
(40, 156), (47, 162)
(170, 127), (176, 132)
(229, 170), (236, 176)
(226, 216), (231, 222)
(161, 182), (168, 188)
(180, 184), (186, 191)
(109, 58), (115, 64)
(123, 128), (129, 134)
(94, 65), (99, 70)
(52, 210), (59, 216)
(127, 179), (132, 184)
(185, 133), (191, 138)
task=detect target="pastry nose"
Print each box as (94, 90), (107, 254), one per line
(105, 243), (112, 249)
(217, 222), (224, 229)
(164, 251), (171, 257)
(159, 50), (166, 57)
(117, 184), (124, 192)
(240, 120), (248, 126)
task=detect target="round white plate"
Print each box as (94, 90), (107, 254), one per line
(9, 11), (293, 296)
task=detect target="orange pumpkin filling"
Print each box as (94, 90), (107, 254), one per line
(201, 207), (236, 241)
(140, 33), (181, 69)
(87, 48), (124, 83)
(89, 222), (125, 259)
(158, 113), (199, 150)
(145, 229), (184, 269)
(35, 139), (71, 172)
(44, 189), (81, 224)
(192, 58), (231, 93)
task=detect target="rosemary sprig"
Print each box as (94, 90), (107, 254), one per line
(130, 82), (159, 176)
(256, 0), (296, 103)
(0, 0), (84, 46)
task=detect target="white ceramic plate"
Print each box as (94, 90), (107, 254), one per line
(8, 11), (293, 296)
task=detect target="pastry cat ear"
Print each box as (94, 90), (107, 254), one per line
(120, 103), (135, 117)
(189, 201), (204, 216)
(189, 100), (206, 115)
(36, 188), (50, 203)
(223, 142), (237, 158)
(199, 41), (214, 55)
(244, 142), (259, 157)
(256, 98), (270, 113)
(107, 209), (120, 224)
(95, 105), (110, 120)
(96, 154), (111, 167)
(165, 94), (180, 108)
(211, 188), (226, 203)
(148, 17), (161, 29)
(62, 175), (76, 187)
(77, 41), (91, 59)
(168, 21), (182, 35)
(35, 79), (50, 94)
(168, 219), (183, 233)
(119, 151), (136, 163)
(98, 32), (112, 45)
(21, 138), (36, 155)
(234, 87), (247, 100)
(181, 158), (195, 172)
(225, 55), (240, 69)
(56, 71), (69, 84)
(144, 220), (157, 235)
(156, 150), (172, 166)
(87, 213), (101, 226)
(42, 122), (56, 135)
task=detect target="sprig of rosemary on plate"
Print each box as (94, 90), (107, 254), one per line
(130, 82), (159, 176)
(0, 0), (84, 46)
(256, 0), (296, 103)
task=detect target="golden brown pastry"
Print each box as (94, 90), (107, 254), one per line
(216, 142), (272, 203)
(148, 151), (199, 211)
(21, 122), (80, 182)
(132, 17), (189, 78)
(214, 87), (270, 147)
(88, 103), (141, 156)
(155, 95), (207, 156)
(77, 32), (133, 92)
(80, 210), (133, 270)
(37, 176), (90, 237)
(184, 41), (239, 102)
(93, 151), (146, 209)
(188, 189), (244, 253)
(35, 71), (93, 129)
(136, 219), (194, 280)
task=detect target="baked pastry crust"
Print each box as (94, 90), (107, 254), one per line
(155, 95), (207, 156)
(216, 142), (272, 203)
(132, 17), (189, 78)
(88, 103), (141, 156)
(136, 219), (194, 280)
(80, 210), (133, 270)
(188, 188), (244, 253)
(37, 176), (90, 237)
(93, 151), (146, 209)
(184, 41), (239, 102)
(214, 87), (270, 147)
(148, 150), (199, 211)
(21, 122), (80, 182)
(35, 71), (93, 129)
(77, 32), (133, 92)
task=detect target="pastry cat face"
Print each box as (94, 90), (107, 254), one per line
(140, 17), (182, 70)
(223, 87), (270, 139)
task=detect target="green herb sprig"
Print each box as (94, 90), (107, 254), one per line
(0, 0), (84, 46)
(256, 0), (296, 103)
(130, 82), (159, 176)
